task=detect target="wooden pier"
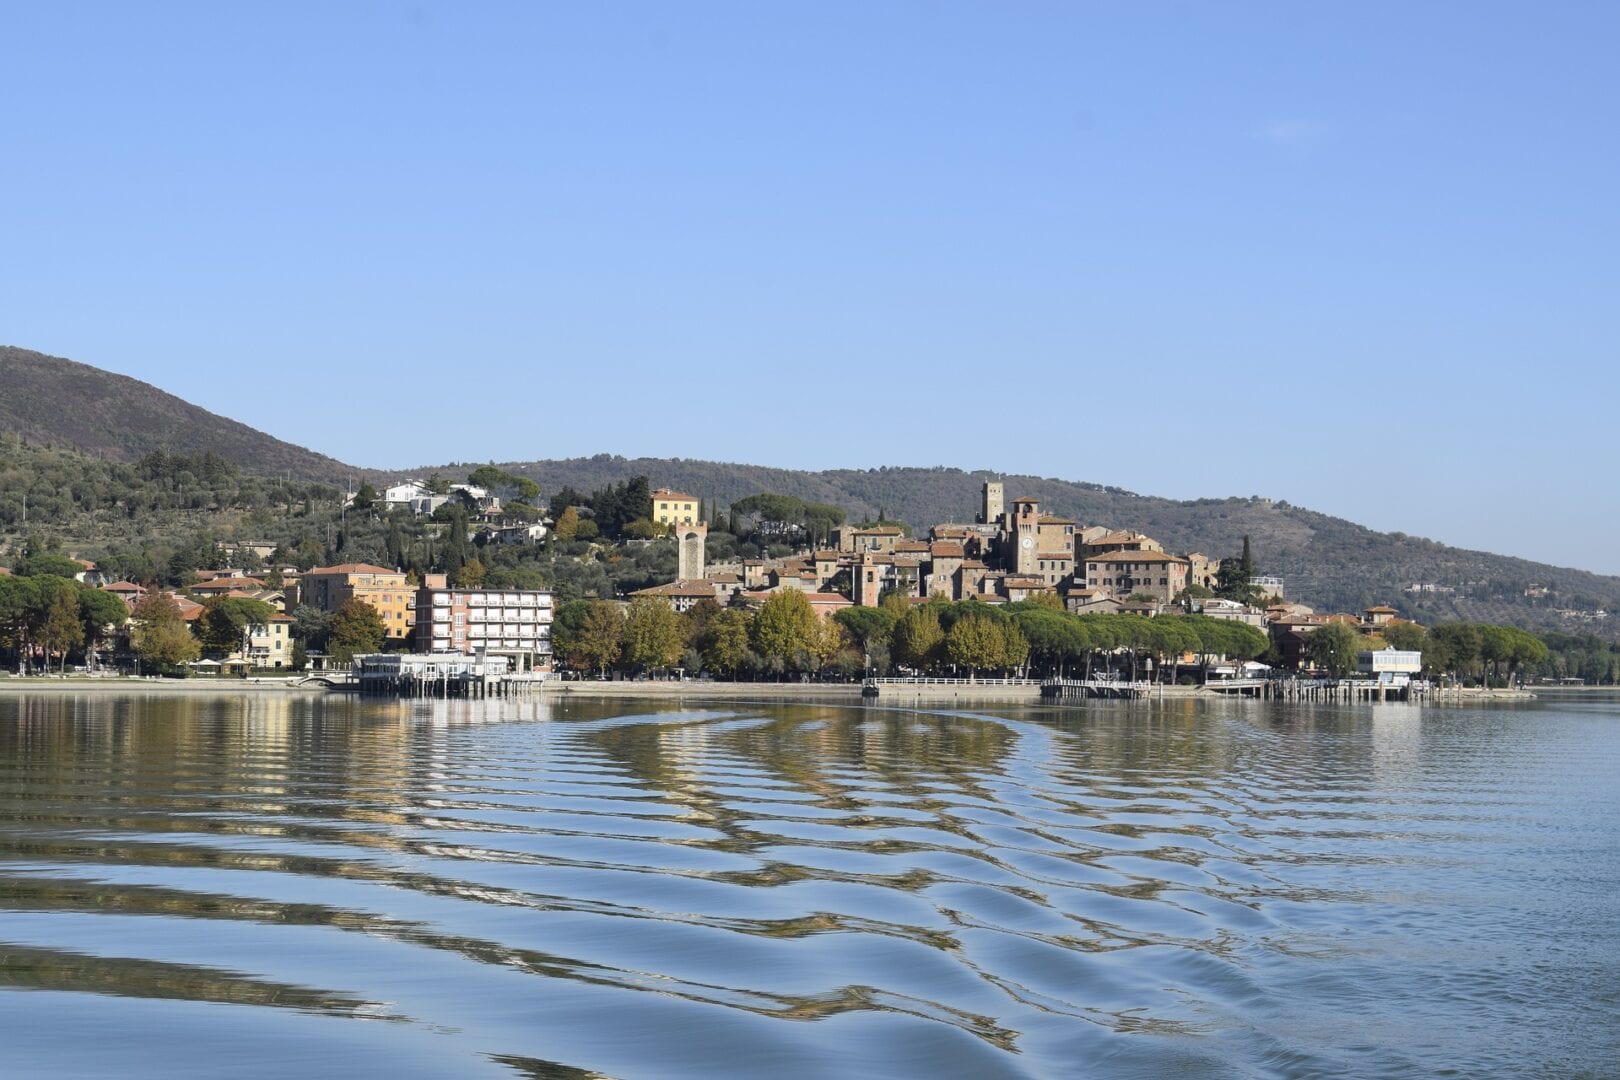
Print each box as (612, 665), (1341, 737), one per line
(1041, 678), (1155, 701)
(350, 653), (550, 698)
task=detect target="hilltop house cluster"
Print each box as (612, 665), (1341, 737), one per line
(634, 480), (1232, 618)
(632, 480), (1415, 674)
(355, 479), (548, 546)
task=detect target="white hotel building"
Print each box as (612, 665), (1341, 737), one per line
(414, 575), (553, 671)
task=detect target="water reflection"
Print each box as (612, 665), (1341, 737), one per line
(0, 691), (1615, 1078)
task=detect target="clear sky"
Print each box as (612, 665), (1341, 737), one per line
(3, 3), (1616, 572)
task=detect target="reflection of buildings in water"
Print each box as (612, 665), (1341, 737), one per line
(1369, 705), (1424, 782)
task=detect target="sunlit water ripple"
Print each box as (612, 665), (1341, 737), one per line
(0, 691), (1616, 1078)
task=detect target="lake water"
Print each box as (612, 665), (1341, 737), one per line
(0, 691), (1615, 1079)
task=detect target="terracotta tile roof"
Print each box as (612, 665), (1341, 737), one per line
(1364, 605), (1399, 613)
(652, 488), (697, 501)
(1038, 515), (1074, 525)
(103, 581), (145, 593)
(0, 567), (10, 575)
(632, 581), (720, 598)
(307, 563), (401, 576)
(193, 577), (268, 591)
(895, 541), (930, 553)
(1084, 551), (1187, 565)
(929, 542), (965, 557)
(1090, 530), (1153, 545)
(1036, 551), (1073, 561)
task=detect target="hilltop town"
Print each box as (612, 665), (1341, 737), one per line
(4, 469), (1600, 688)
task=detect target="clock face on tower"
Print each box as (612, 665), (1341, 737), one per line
(1021, 537), (1034, 549)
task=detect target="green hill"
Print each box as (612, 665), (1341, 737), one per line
(2, 346), (1614, 638)
(0, 346), (353, 483)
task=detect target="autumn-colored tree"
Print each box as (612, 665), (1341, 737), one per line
(700, 608), (752, 677)
(751, 590), (817, 671)
(945, 613), (1005, 676)
(569, 600), (624, 675)
(892, 605), (944, 672)
(622, 597), (685, 671)
(130, 592), (200, 669)
(554, 506), (582, 542)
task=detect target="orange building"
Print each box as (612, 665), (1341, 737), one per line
(298, 563), (414, 641)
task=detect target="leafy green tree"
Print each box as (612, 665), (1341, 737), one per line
(1381, 622), (1427, 653)
(548, 598), (591, 660)
(1217, 535), (1258, 603)
(945, 613), (1006, 675)
(14, 554), (84, 579)
(999, 620), (1030, 673)
(198, 596), (277, 655)
(350, 483), (380, 514)
(622, 519), (664, 540)
(327, 599), (386, 663)
(751, 590), (818, 672)
(468, 465), (511, 492)
(36, 584), (85, 671)
(570, 600), (624, 675)
(807, 617), (849, 672)
(78, 587), (129, 664)
(290, 605), (332, 651)
(834, 606), (899, 652)
(1305, 622), (1362, 678)
(622, 597), (685, 671)
(1011, 607), (1087, 676)
(700, 608), (752, 677)
(891, 605), (944, 672)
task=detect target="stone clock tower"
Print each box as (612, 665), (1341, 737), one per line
(1010, 498), (1040, 575)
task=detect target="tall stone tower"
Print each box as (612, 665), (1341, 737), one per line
(981, 480), (1004, 526)
(1011, 498), (1040, 575)
(677, 523), (707, 582)
(855, 550), (884, 607)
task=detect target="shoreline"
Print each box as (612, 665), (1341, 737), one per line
(0, 677), (1535, 704)
(0, 676), (325, 694)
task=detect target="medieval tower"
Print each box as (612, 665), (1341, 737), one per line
(677, 522), (707, 581)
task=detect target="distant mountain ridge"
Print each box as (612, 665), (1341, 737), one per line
(0, 346), (353, 483)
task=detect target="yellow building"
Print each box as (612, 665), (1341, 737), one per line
(245, 614), (295, 668)
(298, 563), (414, 641)
(652, 488), (700, 528)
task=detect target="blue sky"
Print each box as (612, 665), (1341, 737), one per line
(3, 3), (1617, 573)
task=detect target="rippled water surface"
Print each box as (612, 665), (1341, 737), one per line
(1, 691), (1616, 1078)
